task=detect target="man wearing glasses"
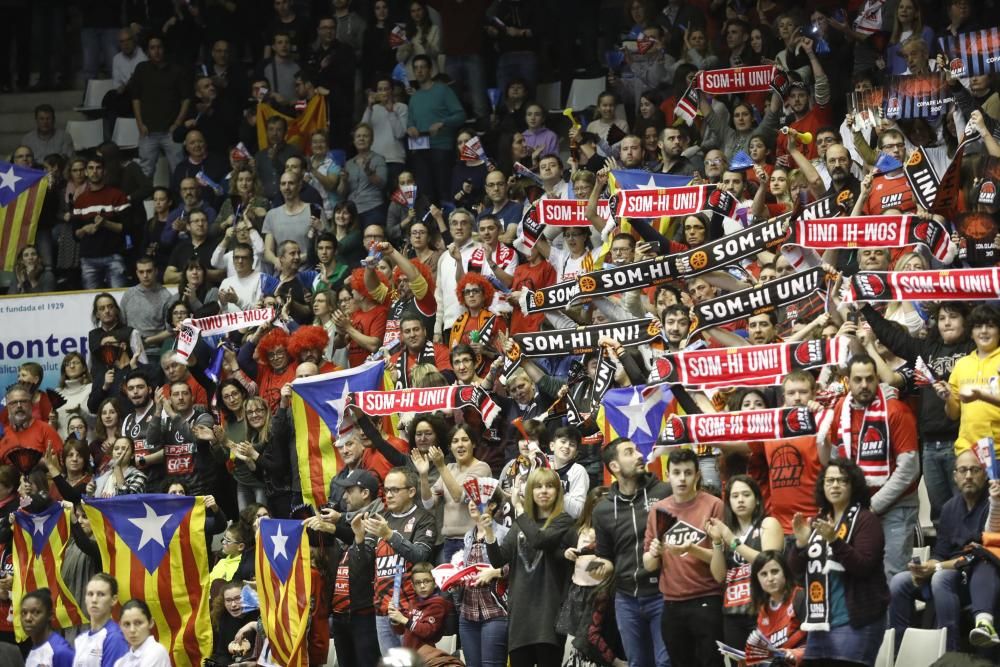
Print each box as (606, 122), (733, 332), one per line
(356, 467), (437, 653)
(219, 242), (263, 312)
(858, 129), (917, 215)
(887, 449), (1000, 650)
(0, 383), (63, 468)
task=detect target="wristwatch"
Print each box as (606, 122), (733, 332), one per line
(934, 562), (943, 573)
(730, 537), (742, 551)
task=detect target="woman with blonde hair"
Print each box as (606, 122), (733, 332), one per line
(485, 467), (574, 666)
(885, 250), (929, 335)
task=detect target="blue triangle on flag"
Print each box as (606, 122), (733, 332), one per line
(601, 384), (672, 457)
(259, 518), (303, 583)
(0, 161), (46, 207)
(15, 503), (64, 557)
(605, 50), (625, 71)
(87, 494), (195, 574)
(875, 152), (903, 173)
(291, 359), (386, 434)
(729, 151), (754, 171)
(487, 87), (501, 110)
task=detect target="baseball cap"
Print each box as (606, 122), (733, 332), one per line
(334, 469), (380, 498)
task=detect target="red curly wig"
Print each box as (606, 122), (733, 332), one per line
(254, 328), (290, 365)
(456, 273), (495, 307)
(393, 259), (436, 294)
(348, 267), (389, 303)
(288, 325), (329, 359)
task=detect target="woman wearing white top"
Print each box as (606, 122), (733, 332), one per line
(362, 77), (408, 188)
(114, 600), (171, 667)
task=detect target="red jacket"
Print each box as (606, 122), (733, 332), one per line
(393, 590), (454, 650)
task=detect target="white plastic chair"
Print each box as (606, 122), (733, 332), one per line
(65, 119), (104, 151)
(536, 81), (562, 113)
(75, 79), (115, 112)
(565, 76), (608, 112)
(894, 627), (947, 667)
(875, 628), (895, 667)
(111, 117), (140, 149)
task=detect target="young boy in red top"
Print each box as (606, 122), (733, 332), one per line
(388, 562), (453, 650)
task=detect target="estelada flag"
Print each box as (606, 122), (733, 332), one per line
(12, 503), (87, 641)
(0, 161), (48, 271)
(290, 359), (386, 506)
(256, 94), (329, 153)
(83, 495), (212, 667)
(256, 518), (312, 667)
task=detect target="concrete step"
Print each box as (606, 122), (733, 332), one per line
(0, 110), (89, 157)
(0, 89), (84, 114)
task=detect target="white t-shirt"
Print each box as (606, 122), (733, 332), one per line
(112, 636), (171, 667)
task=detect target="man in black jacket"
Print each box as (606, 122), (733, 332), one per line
(592, 437), (671, 667)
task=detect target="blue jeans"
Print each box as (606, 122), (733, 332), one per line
(445, 54), (488, 118)
(882, 503), (919, 581)
(889, 561), (1000, 653)
(615, 592), (670, 667)
(80, 28), (118, 81)
(375, 613), (401, 654)
(459, 615), (508, 667)
(138, 132), (184, 178)
(923, 440), (957, 522)
(439, 538), (464, 565)
(81, 255), (126, 289)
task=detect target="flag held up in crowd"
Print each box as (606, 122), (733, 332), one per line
(12, 502), (87, 641)
(83, 494), (213, 667)
(256, 518), (312, 667)
(0, 161), (48, 272)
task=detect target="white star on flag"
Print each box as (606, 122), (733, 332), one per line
(128, 503), (171, 550)
(640, 174), (662, 189)
(324, 379), (353, 428)
(31, 515), (48, 535)
(0, 166), (21, 192)
(617, 386), (664, 438)
(271, 524), (289, 559)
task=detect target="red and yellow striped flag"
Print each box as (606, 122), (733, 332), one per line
(256, 94), (329, 153)
(0, 161), (48, 271)
(12, 502), (87, 640)
(256, 518), (312, 667)
(83, 494), (212, 667)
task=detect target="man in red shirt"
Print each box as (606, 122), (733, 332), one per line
(774, 38), (832, 162)
(0, 384), (63, 471)
(860, 129), (917, 214)
(389, 313), (452, 387)
(830, 354), (919, 580)
(748, 371), (823, 537)
(510, 243), (556, 335)
(334, 269), (390, 367)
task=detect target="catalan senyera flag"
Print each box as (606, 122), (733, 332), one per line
(83, 495), (212, 667)
(0, 161), (48, 271)
(595, 384), (675, 483)
(12, 503), (87, 641)
(256, 94), (329, 152)
(290, 359), (386, 506)
(256, 518), (312, 667)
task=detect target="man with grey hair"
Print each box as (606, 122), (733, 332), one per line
(433, 208), (477, 342)
(0, 383), (63, 468)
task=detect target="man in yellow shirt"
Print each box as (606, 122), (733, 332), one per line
(940, 305), (1000, 454)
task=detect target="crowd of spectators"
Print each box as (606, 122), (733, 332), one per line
(3, 0), (1000, 666)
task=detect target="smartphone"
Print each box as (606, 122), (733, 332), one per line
(576, 545), (596, 556)
(309, 203), (323, 220)
(647, 241), (661, 254)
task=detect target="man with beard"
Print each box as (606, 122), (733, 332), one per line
(788, 133), (861, 208)
(774, 38), (832, 162)
(830, 354), (919, 579)
(0, 384), (62, 468)
(659, 126), (695, 176)
(887, 449), (1000, 651)
(618, 135), (645, 170)
(288, 325), (340, 373)
(390, 314), (453, 387)
(591, 437), (671, 667)
(119, 369), (159, 487)
(145, 382), (219, 495)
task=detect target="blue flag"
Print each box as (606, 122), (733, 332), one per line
(875, 152), (903, 174)
(597, 384), (673, 459)
(291, 359), (386, 434)
(730, 151), (754, 171)
(610, 170), (692, 190)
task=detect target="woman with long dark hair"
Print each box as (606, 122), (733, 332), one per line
(91, 397), (124, 470)
(706, 474), (783, 649)
(747, 550), (806, 664)
(788, 459), (887, 666)
(175, 260), (220, 316)
(8, 244), (55, 294)
(54, 352), (94, 439)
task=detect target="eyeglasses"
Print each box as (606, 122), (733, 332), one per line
(266, 349), (286, 358)
(463, 288), (483, 295)
(246, 408), (266, 416)
(234, 255), (252, 261)
(955, 466), (984, 476)
(414, 431), (435, 439)
(383, 486), (412, 495)
(221, 537), (241, 545)
(824, 476), (850, 486)
(880, 142), (904, 150)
